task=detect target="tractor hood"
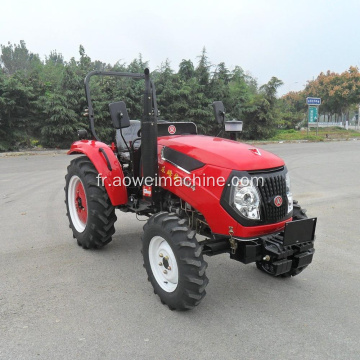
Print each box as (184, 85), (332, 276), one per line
(158, 135), (284, 171)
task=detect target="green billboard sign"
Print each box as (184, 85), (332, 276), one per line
(308, 106), (318, 123)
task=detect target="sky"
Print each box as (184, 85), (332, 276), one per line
(1, 0), (360, 95)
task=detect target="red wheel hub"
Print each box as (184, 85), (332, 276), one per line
(75, 181), (88, 225)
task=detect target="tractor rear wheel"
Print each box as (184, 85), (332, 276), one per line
(65, 156), (117, 249)
(256, 201), (308, 277)
(142, 212), (208, 310)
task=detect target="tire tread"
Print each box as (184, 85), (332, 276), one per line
(65, 156), (117, 249)
(142, 212), (208, 311)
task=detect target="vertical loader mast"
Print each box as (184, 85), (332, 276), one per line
(141, 68), (158, 200)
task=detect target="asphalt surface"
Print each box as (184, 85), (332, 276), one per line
(0, 141), (359, 360)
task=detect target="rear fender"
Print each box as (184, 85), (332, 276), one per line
(68, 140), (127, 205)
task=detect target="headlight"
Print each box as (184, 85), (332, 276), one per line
(232, 178), (261, 220)
(286, 173), (293, 213)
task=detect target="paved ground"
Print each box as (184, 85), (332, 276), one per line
(0, 141), (359, 360)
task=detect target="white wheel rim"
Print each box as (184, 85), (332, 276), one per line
(149, 236), (179, 292)
(68, 175), (87, 233)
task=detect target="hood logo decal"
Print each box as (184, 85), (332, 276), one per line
(274, 195), (283, 207)
(168, 125), (176, 135)
(249, 148), (261, 156)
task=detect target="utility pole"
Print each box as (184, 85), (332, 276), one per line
(316, 106), (319, 136)
(307, 107), (309, 135)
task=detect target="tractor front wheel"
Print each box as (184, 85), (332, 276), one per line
(65, 156), (117, 249)
(142, 212), (208, 310)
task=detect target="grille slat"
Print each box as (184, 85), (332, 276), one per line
(257, 173), (287, 223)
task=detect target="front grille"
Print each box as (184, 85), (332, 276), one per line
(257, 173), (288, 223)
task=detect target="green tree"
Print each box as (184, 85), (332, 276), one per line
(259, 77), (283, 106)
(43, 50), (64, 85)
(0, 41), (41, 75)
(40, 64), (86, 147)
(226, 66), (252, 121)
(0, 71), (39, 149)
(0, 40), (300, 149)
(241, 77), (283, 140)
(195, 47), (211, 88)
(178, 59), (195, 82)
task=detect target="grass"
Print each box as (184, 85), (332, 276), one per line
(269, 127), (360, 142)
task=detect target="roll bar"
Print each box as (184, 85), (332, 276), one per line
(84, 70), (158, 141)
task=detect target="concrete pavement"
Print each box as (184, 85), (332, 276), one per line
(0, 141), (359, 360)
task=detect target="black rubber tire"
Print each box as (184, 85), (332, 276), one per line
(292, 200), (308, 221)
(65, 156), (117, 249)
(142, 212), (208, 310)
(256, 200), (308, 277)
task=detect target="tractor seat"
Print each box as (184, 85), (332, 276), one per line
(115, 120), (141, 160)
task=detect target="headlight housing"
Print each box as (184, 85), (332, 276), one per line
(220, 168), (293, 227)
(286, 172), (293, 213)
(231, 178), (261, 220)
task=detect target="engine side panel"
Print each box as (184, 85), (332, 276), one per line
(158, 145), (291, 238)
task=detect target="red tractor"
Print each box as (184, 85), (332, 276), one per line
(65, 69), (316, 310)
